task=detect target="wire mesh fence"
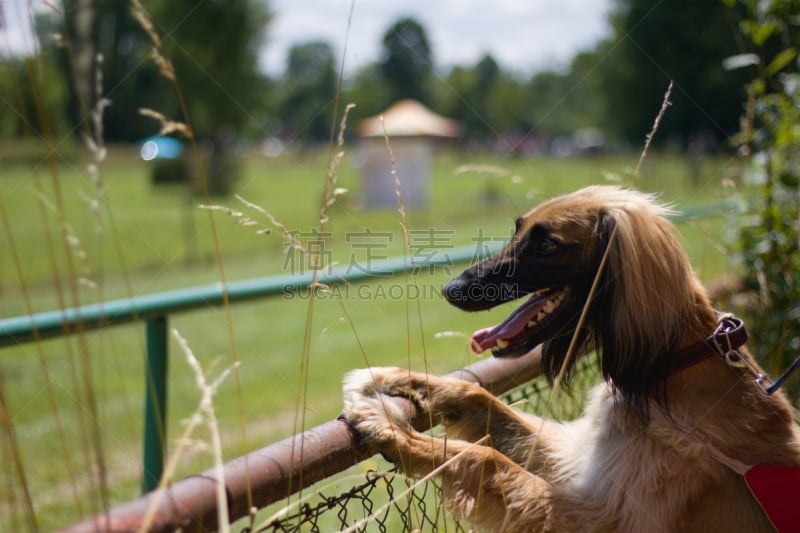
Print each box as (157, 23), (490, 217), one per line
(61, 352), (599, 532)
(242, 356), (600, 533)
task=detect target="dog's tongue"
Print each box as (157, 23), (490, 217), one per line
(471, 291), (550, 354)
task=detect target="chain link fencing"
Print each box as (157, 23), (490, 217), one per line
(243, 356), (600, 533)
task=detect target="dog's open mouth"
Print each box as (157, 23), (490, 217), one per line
(471, 287), (571, 357)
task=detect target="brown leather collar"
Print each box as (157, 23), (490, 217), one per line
(669, 315), (749, 375)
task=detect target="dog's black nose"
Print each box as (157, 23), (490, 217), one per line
(442, 279), (467, 304)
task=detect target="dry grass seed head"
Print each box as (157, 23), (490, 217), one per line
(130, 0), (176, 81)
(138, 108), (191, 138)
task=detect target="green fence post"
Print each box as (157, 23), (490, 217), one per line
(142, 316), (168, 493)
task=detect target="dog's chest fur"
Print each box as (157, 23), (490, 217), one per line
(541, 384), (756, 531)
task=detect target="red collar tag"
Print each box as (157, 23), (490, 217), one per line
(744, 464), (800, 532)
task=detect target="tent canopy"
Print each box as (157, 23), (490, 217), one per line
(358, 99), (460, 138)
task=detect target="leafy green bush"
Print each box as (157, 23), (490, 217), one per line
(728, 0), (800, 396)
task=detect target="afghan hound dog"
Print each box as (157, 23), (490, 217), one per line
(342, 185), (800, 531)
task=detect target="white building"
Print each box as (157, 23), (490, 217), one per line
(358, 100), (460, 208)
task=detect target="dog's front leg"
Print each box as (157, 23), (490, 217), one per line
(342, 372), (571, 531)
(343, 367), (562, 469)
(392, 431), (565, 530)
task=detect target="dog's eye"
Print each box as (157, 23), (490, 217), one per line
(534, 237), (559, 254)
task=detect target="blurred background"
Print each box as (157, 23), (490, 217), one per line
(2, 0), (752, 156)
(1, 0), (799, 530)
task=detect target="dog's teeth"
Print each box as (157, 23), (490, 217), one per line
(527, 320), (536, 327)
(496, 339), (509, 349)
(544, 300), (556, 313)
(537, 311), (546, 321)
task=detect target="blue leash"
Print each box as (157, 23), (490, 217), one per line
(757, 354), (800, 395)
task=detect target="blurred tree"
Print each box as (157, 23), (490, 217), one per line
(89, 0), (157, 141)
(526, 71), (571, 134)
(440, 65), (478, 136)
(278, 40), (338, 142)
(0, 10), (71, 142)
(481, 75), (532, 151)
(50, 0), (159, 141)
(525, 50), (607, 137)
(474, 54), (500, 94)
(380, 17), (433, 104)
(441, 53), (505, 142)
(147, 0), (271, 140)
(55, 0), (271, 142)
(0, 54), (69, 141)
(599, 0), (747, 146)
(438, 50), (607, 151)
(342, 63), (393, 123)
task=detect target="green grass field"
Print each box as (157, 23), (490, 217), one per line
(0, 146), (741, 530)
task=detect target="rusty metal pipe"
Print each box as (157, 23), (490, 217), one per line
(61, 348), (542, 532)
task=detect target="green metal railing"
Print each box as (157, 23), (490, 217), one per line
(0, 200), (729, 494)
(0, 244), (494, 492)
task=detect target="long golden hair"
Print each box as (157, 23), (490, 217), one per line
(536, 186), (717, 414)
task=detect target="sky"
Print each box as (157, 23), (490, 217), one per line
(1, 0), (613, 76)
(0, 0), (40, 58)
(263, 0), (613, 76)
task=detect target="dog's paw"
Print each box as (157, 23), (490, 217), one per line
(342, 368), (413, 445)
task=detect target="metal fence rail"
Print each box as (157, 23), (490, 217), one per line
(61, 349), (546, 532)
(0, 243), (497, 493)
(0, 245), (495, 347)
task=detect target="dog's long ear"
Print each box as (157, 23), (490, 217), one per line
(591, 205), (697, 414)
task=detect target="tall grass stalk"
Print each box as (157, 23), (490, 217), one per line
(1, 30), (90, 520)
(131, 0), (256, 518)
(204, 100), (361, 517)
(380, 120), (424, 373)
(275, 3), (356, 502)
(0, 351), (37, 530)
(291, 100), (356, 500)
(139, 329), (237, 533)
(635, 80), (674, 177)
(16, 4), (118, 518)
(528, 80), (674, 472)
(379, 117), (441, 529)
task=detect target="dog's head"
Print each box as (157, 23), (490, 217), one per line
(444, 185), (714, 401)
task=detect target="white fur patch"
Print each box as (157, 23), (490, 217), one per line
(342, 367), (412, 442)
